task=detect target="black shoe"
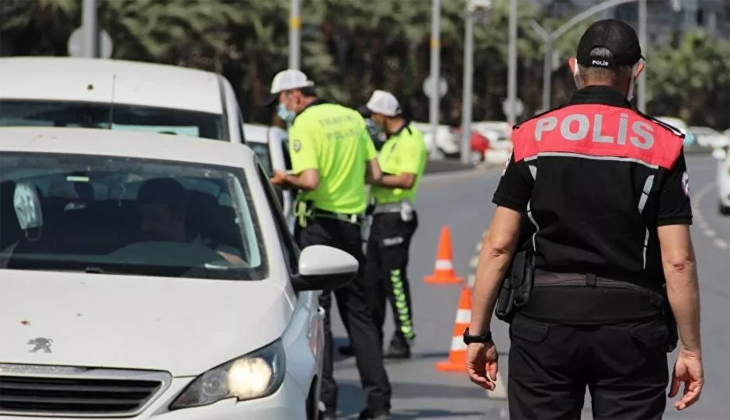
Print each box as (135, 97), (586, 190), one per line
(338, 343), (355, 357)
(358, 409), (392, 420)
(319, 409), (337, 420)
(384, 342), (411, 359)
(383, 335), (411, 359)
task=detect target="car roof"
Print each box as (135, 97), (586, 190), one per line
(0, 57), (223, 114)
(0, 127), (255, 168)
(243, 124), (270, 144)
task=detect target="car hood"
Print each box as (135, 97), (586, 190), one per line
(0, 270), (291, 377)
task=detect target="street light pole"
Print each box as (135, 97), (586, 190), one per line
(530, 0), (679, 114)
(637, 0), (647, 112)
(429, 0), (441, 158)
(289, 0), (301, 70)
(506, 0), (518, 126)
(529, 20), (551, 111)
(460, 8), (475, 164)
(81, 0), (98, 58)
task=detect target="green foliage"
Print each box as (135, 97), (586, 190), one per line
(647, 30), (730, 128)
(1, 0), (728, 129)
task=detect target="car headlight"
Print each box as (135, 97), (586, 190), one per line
(169, 339), (286, 410)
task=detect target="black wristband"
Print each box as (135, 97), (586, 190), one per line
(463, 327), (492, 344)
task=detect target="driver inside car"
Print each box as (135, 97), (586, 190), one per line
(136, 178), (245, 265)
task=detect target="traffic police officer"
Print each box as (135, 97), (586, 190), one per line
(464, 20), (704, 419)
(266, 69), (393, 420)
(361, 90), (427, 358)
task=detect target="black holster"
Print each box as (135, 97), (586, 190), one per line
(495, 246), (536, 324)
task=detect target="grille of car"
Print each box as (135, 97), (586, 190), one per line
(0, 367), (168, 417)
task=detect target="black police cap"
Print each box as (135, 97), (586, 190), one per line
(576, 19), (644, 69)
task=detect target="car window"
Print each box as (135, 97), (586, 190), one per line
(249, 141), (287, 207)
(280, 137), (292, 170)
(0, 152), (266, 280)
(255, 163), (298, 274)
(249, 142), (273, 175)
(0, 100), (226, 141)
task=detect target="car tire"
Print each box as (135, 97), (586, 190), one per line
(720, 201), (730, 216)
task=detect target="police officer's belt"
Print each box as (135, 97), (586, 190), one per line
(372, 202), (404, 214)
(312, 208), (362, 225)
(372, 199), (414, 215)
(519, 271), (666, 323)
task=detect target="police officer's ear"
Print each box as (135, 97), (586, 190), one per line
(631, 61), (645, 80)
(568, 57), (579, 76)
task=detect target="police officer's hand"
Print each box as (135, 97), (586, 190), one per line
(669, 349), (704, 411)
(270, 170), (287, 186)
(466, 341), (499, 391)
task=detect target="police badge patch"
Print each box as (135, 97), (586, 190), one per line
(293, 140), (301, 152)
(682, 171), (690, 197)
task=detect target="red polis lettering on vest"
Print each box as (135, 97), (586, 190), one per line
(513, 105), (682, 168)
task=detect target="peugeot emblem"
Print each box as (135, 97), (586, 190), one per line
(27, 337), (53, 353)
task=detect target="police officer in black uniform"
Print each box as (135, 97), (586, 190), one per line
(464, 20), (704, 419)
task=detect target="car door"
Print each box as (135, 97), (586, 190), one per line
(267, 126), (295, 232)
(255, 162), (325, 376)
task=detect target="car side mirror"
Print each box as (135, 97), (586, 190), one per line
(292, 245), (358, 291)
(712, 147), (728, 160)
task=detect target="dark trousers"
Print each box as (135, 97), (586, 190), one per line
(508, 314), (669, 420)
(295, 217), (391, 413)
(364, 212), (418, 348)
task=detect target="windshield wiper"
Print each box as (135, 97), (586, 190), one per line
(84, 266), (105, 274)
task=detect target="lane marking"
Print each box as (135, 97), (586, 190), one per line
(486, 371), (508, 399)
(475, 241), (482, 253)
(469, 255), (479, 268)
(467, 273), (476, 287)
(691, 182), (727, 252)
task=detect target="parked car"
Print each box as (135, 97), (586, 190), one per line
(0, 127), (360, 419)
(410, 122), (460, 158)
(690, 126), (730, 149)
(654, 116), (697, 148)
(471, 120), (513, 164)
(244, 123), (295, 230)
(0, 57), (247, 143)
(713, 145), (730, 215)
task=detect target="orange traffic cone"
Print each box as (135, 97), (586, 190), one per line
(424, 226), (463, 285)
(436, 286), (472, 372)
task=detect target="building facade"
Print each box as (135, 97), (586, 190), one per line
(534, 0), (730, 47)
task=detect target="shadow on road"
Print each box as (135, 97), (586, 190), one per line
(336, 380), (490, 419)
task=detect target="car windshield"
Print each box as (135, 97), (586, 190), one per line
(0, 152), (266, 280)
(0, 100), (226, 141)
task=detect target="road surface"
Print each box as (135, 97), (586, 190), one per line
(331, 154), (729, 419)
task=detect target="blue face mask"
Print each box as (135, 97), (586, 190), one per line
(277, 104), (297, 125)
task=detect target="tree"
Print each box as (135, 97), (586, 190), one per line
(647, 30), (730, 129)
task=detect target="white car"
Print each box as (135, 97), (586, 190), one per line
(0, 57), (247, 143)
(0, 127), (358, 419)
(690, 126), (730, 149)
(714, 145), (730, 215)
(410, 122), (459, 158)
(244, 123), (294, 228)
(654, 116), (696, 147)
